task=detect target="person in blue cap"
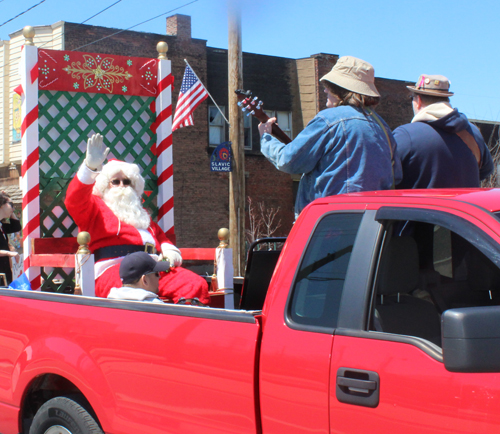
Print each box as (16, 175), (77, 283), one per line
(107, 251), (170, 303)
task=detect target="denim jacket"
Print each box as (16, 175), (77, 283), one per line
(261, 105), (402, 217)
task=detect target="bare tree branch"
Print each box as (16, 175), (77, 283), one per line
(246, 197), (282, 244)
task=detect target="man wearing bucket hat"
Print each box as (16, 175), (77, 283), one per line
(393, 74), (493, 189)
(258, 56), (401, 219)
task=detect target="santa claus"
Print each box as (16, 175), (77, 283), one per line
(65, 133), (210, 304)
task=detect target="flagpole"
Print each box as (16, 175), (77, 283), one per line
(183, 59), (230, 126)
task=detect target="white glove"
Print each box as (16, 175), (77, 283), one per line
(85, 133), (110, 171)
(161, 244), (182, 267)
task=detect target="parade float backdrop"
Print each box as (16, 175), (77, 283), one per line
(19, 44), (173, 290)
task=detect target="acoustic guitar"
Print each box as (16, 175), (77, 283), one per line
(235, 89), (292, 144)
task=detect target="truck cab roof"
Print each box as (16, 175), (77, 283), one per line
(312, 188), (500, 214)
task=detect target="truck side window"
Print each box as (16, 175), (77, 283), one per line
(430, 225), (500, 311)
(289, 213), (362, 329)
(373, 220), (500, 346)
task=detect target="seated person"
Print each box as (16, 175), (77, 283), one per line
(65, 133), (210, 304)
(107, 252), (170, 303)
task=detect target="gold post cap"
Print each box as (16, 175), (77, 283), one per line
(218, 228), (229, 248)
(23, 26), (35, 46)
(76, 231), (91, 255)
(157, 41), (168, 59)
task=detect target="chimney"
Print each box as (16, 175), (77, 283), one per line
(166, 14), (191, 40)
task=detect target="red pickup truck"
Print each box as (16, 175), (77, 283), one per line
(2, 189), (500, 434)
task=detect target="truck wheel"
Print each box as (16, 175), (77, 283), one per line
(29, 396), (103, 434)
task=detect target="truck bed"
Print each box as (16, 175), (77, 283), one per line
(0, 289), (262, 434)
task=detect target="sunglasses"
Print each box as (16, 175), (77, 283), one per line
(110, 178), (131, 186)
(146, 271), (160, 278)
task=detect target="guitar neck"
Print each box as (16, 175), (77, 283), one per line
(256, 112), (292, 144)
(235, 90), (293, 145)
(270, 123), (292, 144)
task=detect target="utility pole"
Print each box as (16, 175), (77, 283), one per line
(228, 3), (245, 276)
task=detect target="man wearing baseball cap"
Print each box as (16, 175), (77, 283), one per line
(393, 74), (493, 189)
(107, 251), (171, 303)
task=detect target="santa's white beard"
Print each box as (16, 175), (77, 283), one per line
(103, 187), (151, 229)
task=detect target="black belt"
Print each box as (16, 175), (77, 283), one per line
(94, 243), (156, 262)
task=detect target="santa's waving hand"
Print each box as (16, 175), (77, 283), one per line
(85, 133), (110, 171)
(66, 133), (210, 304)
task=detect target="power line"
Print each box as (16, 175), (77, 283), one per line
(0, 0), (47, 28)
(80, 0), (122, 25)
(0, 0), (198, 77)
(0, 0), (124, 78)
(37, 0), (123, 49)
(72, 0), (199, 51)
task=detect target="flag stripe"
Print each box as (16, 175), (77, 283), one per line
(172, 94), (207, 129)
(174, 89), (207, 119)
(173, 95), (206, 124)
(172, 65), (209, 132)
(174, 83), (205, 112)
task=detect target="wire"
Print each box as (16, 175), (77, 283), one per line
(0, 0), (197, 78)
(0, 0), (199, 82)
(0, 0), (47, 28)
(37, 0), (123, 49)
(72, 0), (199, 51)
(80, 0), (122, 25)
(0, 0), (123, 78)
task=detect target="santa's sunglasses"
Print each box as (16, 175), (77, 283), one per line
(110, 178), (131, 186)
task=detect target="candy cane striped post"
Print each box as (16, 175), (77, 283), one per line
(155, 42), (174, 240)
(19, 34), (41, 290)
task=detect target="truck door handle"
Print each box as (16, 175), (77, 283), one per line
(337, 377), (377, 393)
(336, 367), (379, 408)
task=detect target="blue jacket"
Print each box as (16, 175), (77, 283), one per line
(393, 109), (494, 189)
(261, 105), (402, 217)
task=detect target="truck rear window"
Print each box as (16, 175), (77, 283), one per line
(289, 213), (363, 329)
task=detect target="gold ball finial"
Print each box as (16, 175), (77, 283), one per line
(157, 41), (168, 60)
(76, 231), (91, 255)
(23, 26), (35, 46)
(218, 228), (229, 248)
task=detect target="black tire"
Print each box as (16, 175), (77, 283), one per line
(29, 396), (103, 434)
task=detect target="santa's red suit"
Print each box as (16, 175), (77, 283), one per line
(66, 163), (210, 304)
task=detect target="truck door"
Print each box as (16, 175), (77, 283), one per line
(329, 207), (500, 433)
(259, 209), (369, 434)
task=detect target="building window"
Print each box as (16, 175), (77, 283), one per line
(209, 106), (225, 146)
(264, 110), (292, 138)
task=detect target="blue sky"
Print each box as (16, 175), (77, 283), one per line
(1, 0), (499, 123)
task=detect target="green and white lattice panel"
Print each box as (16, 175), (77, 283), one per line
(38, 90), (157, 237)
(18, 46), (172, 290)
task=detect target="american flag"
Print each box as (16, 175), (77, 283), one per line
(172, 65), (209, 131)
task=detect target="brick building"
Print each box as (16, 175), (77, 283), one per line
(0, 15), (438, 248)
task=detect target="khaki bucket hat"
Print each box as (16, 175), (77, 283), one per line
(320, 56), (380, 97)
(407, 74), (454, 97)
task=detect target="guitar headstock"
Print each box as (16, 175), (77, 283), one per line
(234, 89), (269, 124)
